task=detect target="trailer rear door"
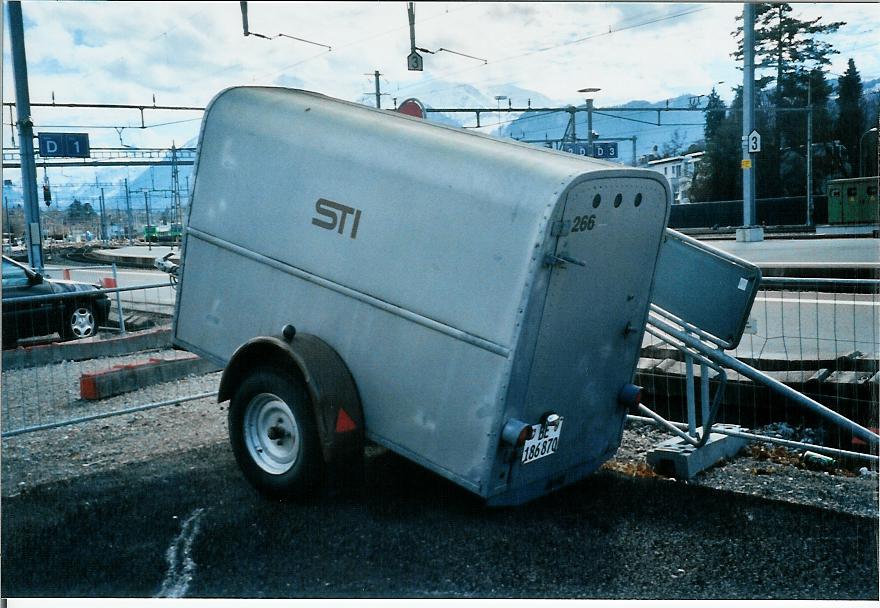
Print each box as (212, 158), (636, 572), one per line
(514, 175), (669, 489)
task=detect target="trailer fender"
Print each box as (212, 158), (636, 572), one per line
(218, 328), (365, 464)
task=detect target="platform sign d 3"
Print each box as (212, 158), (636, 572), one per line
(561, 141), (618, 159)
(37, 133), (91, 158)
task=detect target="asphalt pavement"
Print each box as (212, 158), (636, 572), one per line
(2, 443), (877, 599)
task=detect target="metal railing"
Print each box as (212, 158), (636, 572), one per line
(636, 275), (879, 464)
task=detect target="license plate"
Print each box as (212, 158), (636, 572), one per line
(521, 419), (563, 464)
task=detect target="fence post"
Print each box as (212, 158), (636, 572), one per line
(685, 352), (696, 438)
(700, 361), (710, 428)
(112, 262), (126, 334)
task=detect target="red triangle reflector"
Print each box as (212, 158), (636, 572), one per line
(335, 408), (357, 433)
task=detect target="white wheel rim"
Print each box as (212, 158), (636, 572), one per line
(243, 393), (301, 475)
(70, 307), (95, 338)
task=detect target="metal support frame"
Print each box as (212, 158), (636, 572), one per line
(646, 308), (880, 447)
(628, 415), (878, 465)
(642, 322), (728, 448)
(8, 1), (44, 272)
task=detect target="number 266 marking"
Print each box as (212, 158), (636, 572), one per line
(571, 214), (596, 232)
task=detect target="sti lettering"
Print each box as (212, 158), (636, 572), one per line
(312, 198), (362, 239)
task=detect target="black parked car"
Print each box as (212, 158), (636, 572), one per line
(2, 255), (111, 349)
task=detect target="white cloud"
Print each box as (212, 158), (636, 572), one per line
(2, 0), (877, 151)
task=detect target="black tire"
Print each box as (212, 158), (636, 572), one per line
(228, 367), (323, 499)
(62, 301), (97, 340)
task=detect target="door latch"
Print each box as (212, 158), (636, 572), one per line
(544, 253), (587, 268)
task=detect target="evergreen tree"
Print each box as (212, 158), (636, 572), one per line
(734, 4), (844, 98)
(66, 199), (85, 223)
(81, 202), (98, 222)
(836, 58), (865, 175)
(689, 88), (742, 202)
(703, 88), (727, 142)
(733, 3), (844, 196)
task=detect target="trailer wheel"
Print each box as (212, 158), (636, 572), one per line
(228, 367), (323, 498)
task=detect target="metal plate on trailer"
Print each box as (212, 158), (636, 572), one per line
(651, 229), (761, 349)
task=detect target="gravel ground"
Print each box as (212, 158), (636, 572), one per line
(2, 350), (878, 519)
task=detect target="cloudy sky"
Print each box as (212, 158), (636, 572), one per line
(3, 1), (879, 150)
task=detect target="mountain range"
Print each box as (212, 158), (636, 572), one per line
(5, 76), (877, 213)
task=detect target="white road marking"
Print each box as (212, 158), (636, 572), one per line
(155, 507), (206, 599)
(755, 296), (878, 307)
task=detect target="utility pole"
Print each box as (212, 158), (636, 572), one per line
(8, 1), (44, 271)
(632, 136), (637, 167)
(99, 188), (107, 244)
(124, 178), (134, 245)
(806, 84), (813, 226)
(144, 190), (152, 251)
(738, 2), (762, 242)
(567, 106), (577, 143)
(171, 142), (181, 226)
(373, 71), (382, 109)
(4, 195), (12, 238)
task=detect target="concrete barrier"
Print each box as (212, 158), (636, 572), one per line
(80, 352), (221, 400)
(1, 328), (172, 371)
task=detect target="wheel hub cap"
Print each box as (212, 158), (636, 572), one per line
(71, 307), (95, 338)
(243, 393), (300, 474)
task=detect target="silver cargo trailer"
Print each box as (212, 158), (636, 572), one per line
(173, 86), (671, 506)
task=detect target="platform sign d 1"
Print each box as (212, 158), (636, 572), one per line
(38, 133), (90, 158)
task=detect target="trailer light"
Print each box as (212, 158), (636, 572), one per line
(501, 419), (534, 447)
(618, 384), (642, 412)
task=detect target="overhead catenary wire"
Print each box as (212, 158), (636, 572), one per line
(251, 3), (484, 84)
(393, 5), (709, 97)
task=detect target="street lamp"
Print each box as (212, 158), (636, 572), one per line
(578, 88), (601, 156)
(859, 127), (878, 177)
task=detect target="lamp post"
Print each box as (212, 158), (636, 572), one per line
(578, 87), (601, 156)
(859, 127), (878, 177)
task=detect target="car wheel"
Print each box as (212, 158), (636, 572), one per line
(228, 367), (323, 498)
(64, 303), (97, 340)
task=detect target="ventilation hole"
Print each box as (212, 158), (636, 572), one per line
(592, 194), (601, 208)
(634, 193), (643, 207)
(614, 193), (622, 208)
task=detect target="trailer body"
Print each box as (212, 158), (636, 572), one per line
(174, 87), (671, 505)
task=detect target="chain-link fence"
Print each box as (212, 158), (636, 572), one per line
(3, 267), (877, 493)
(1, 266), (220, 436)
(639, 276), (879, 458)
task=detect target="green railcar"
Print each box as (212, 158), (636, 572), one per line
(827, 176), (879, 224)
(143, 223), (182, 242)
